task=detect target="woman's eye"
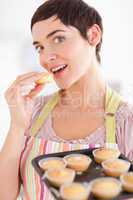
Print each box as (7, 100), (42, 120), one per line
(53, 36), (65, 44)
(35, 46), (43, 53)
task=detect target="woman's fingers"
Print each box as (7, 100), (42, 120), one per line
(15, 72), (44, 85)
(17, 72), (52, 97)
(16, 71), (41, 82)
(15, 72), (52, 87)
(5, 85), (22, 108)
(6, 72), (49, 95)
(5, 71), (52, 104)
(4, 72), (49, 130)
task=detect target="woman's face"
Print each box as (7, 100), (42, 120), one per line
(32, 16), (94, 89)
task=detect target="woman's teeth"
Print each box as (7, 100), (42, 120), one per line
(52, 65), (67, 73)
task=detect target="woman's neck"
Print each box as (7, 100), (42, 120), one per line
(58, 65), (106, 112)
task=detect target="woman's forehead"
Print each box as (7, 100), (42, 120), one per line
(32, 17), (78, 40)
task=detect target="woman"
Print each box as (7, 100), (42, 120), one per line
(0, 0), (133, 199)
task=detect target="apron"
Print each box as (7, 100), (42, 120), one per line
(20, 86), (122, 200)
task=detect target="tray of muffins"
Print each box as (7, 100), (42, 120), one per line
(32, 147), (133, 200)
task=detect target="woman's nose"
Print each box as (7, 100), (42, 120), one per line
(40, 51), (57, 66)
(47, 55), (57, 62)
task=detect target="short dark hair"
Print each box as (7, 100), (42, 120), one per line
(31, 0), (103, 63)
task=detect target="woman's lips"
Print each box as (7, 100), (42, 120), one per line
(53, 65), (68, 78)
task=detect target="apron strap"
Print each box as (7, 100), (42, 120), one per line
(30, 92), (59, 137)
(105, 86), (122, 143)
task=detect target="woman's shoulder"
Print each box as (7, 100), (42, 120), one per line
(116, 101), (133, 160)
(116, 101), (133, 122)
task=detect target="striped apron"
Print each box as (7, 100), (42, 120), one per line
(20, 86), (122, 200)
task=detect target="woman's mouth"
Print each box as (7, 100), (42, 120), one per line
(51, 64), (68, 78)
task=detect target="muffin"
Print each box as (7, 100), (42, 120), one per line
(39, 157), (66, 171)
(45, 168), (76, 187)
(64, 154), (92, 172)
(60, 182), (91, 200)
(90, 177), (122, 199)
(102, 158), (130, 177)
(36, 73), (54, 84)
(36, 73), (53, 84)
(93, 147), (120, 163)
(120, 172), (133, 192)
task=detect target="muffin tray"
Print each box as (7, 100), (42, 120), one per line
(32, 148), (133, 200)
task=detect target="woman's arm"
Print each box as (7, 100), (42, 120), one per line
(0, 125), (25, 200)
(0, 72), (48, 199)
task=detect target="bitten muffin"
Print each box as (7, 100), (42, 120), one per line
(36, 73), (53, 84)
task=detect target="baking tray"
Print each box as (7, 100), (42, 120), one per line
(32, 148), (133, 200)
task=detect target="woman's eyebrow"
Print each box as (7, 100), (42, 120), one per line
(33, 29), (66, 45)
(47, 29), (65, 38)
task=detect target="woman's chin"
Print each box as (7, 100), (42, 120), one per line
(57, 81), (73, 90)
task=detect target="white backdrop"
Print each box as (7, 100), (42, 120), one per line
(0, 0), (133, 149)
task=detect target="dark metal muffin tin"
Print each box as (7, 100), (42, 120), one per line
(32, 148), (133, 200)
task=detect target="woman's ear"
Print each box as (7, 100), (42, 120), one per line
(87, 24), (102, 46)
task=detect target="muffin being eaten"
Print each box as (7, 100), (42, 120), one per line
(36, 73), (53, 84)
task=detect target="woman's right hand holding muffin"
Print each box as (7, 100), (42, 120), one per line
(4, 71), (51, 131)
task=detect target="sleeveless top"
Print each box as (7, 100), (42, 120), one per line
(20, 86), (122, 200)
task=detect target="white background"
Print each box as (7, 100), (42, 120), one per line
(0, 0), (133, 149)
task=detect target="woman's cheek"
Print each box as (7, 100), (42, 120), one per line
(39, 55), (47, 69)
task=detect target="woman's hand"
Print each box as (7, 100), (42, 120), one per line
(4, 72), (51, 131)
